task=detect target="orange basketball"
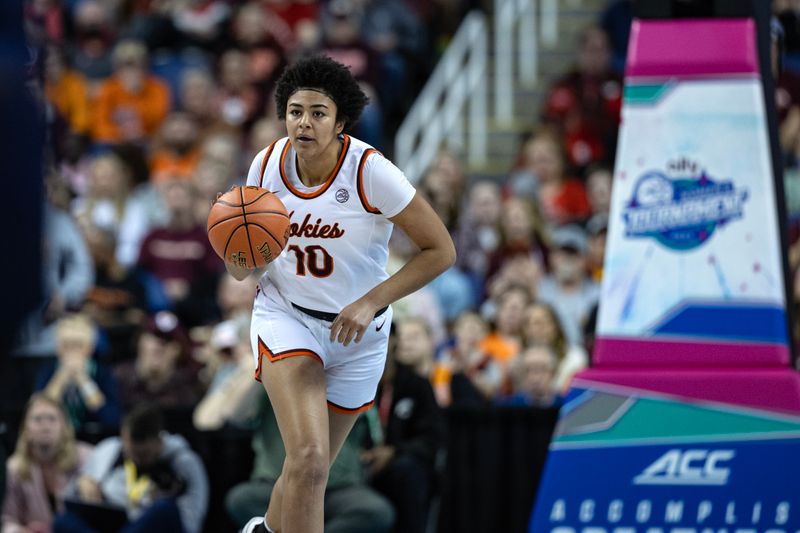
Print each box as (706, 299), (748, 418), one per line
(207, 186), (291, 269)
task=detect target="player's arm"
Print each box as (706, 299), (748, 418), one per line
(330, 193), (455, 345)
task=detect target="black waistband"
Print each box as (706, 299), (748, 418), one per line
(291, 302), (388, 322)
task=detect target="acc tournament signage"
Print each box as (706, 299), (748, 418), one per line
(530, 18), (800, 533)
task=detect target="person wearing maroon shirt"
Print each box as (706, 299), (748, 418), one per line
(136, 180), (221, 326)
(541, 26), (622, 171)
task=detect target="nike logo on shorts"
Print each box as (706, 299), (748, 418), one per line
(376, 317), (387, 332)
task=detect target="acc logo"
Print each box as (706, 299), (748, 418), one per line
(623, 169), (747, 251)
(633, 449), (735, 486)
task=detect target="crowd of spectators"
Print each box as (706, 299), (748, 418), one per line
(13, 0), (800, 532)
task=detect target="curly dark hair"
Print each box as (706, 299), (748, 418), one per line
(274, 55), (369, 132)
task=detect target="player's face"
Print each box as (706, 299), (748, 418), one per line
(285, 90), (344, 159)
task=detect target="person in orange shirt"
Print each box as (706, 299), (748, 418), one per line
(149, 112), (201, 184)
(45, 46), (91, 136)
(92, 40), (171, 144)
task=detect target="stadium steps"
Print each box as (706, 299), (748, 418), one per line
(463, 0), (607, 181)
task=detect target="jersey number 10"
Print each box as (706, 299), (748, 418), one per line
(287, 244), (334, 278)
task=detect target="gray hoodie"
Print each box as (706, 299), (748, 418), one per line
(77, 433), (208, 533)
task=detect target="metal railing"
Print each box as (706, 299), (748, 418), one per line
(394, 11), (488, 184)
(394, 0), (557, 183)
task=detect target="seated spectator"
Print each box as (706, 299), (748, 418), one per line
(2, 394), (93, 533)
(14, 202), (94, 358)
(54, 404), (209, 533)
(115, 312), (204, 412)
(418, 152), (466, 232)
(82, 225), (148, 362)
(454, 180), (502, 289)
(178, 68), (219, 134)
(230, 2), (287, 94)
(369, 318), (446, 533)
(170, 0), (230, 51)
(136, 180), (221, 326)
(496, 346), (562, 407)
(537, 225), (600, 346)
(192, 322), (254, 430)
(540, 26), (622, 170)
(508, 131), (592, 226)
(92, 40), (170, 144)
(71, 153), (131, 236)
(522, 302), (589, 393)
(215, 49), (260, 129)
(432, 311), (502, 407)
(149, 112), (201, 184)
(35, 314), (121, 438)
(45, 46), (91, 137)
(225, 384), (394, 533)
(484, 197), (546, 288)
(479, 285), (531, 370)
(69, 0), (114, 84)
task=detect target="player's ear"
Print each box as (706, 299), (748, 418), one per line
(336, 120), (345, 135)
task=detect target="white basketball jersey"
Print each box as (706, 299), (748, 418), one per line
(246, 135), (416, 313)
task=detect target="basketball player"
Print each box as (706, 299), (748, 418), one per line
(226, 56), (456, 533)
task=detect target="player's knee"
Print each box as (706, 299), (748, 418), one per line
(285, 443), (329, 486)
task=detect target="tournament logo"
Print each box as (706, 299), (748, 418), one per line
(335, 188), (349, 203)
(623, 166), (748, 251)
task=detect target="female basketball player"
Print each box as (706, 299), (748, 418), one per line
(225, 56), (455, 533)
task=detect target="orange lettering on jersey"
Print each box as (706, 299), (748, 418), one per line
(288, 212), (345, 239)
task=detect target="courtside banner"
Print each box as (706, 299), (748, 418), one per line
(596, 73), (790, 366)
(529, 384), (800, 532)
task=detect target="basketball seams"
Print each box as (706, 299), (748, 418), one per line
(214, 190), (272, 208)
(207, 210), (290, 231)
(240, 187), (258, 267)
(221, 223), (246, 261)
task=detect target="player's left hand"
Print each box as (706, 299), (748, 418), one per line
(330, 297), (380, 346)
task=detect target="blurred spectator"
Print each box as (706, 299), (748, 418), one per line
(585, 164), (613, 216)
(136, 180), (220, 325)
(479, 285), (530, 372)
(541, 26), (622, 170)
(509, 131), (592, 226)
(2, 394), (93, 533)
(261, 0), (320, 51)
(599, 0), (633, 73)
(485, 197), (546, 293)
(55, 404), (209, 533)
(92, 40), (171, 144)
(71, 153), (131, 235)
(362, 0), (428, 117)
(369, 318), (445, 533)
(34, 314), (122, 437)
(454, 180), (502, 292)
(69, 0), (115, 84)
(585, 214), (608, 283)
(432, 312), (502, 407)
(537, 225), (600, 346)
(496, 345), (561, 407)
(45, 46), (91, 137)
(215, 49), (260, 129)
(231, 2), (287, 93)
(149, 112), (200, 184)
(178, 68), (218, 132)
(192, 322), (253, 430)
(171, 0), (231, 51)
(214, 273), (257, 328)
(14, 202), (94, 358)
(115, 311), (204, 411)
(521, 302), (589, 393)
(225, 385), (394, 532)
(82, 225), (148, 362)
(246, 116), (284, 161)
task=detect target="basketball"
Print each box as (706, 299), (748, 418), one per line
(207, 186), (291, 269)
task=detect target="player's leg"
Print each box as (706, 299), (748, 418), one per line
(248, 285), (330, 533)
(260, 354), (329, 533)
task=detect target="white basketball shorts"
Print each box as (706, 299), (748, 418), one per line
(250, 282), (392, 413)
